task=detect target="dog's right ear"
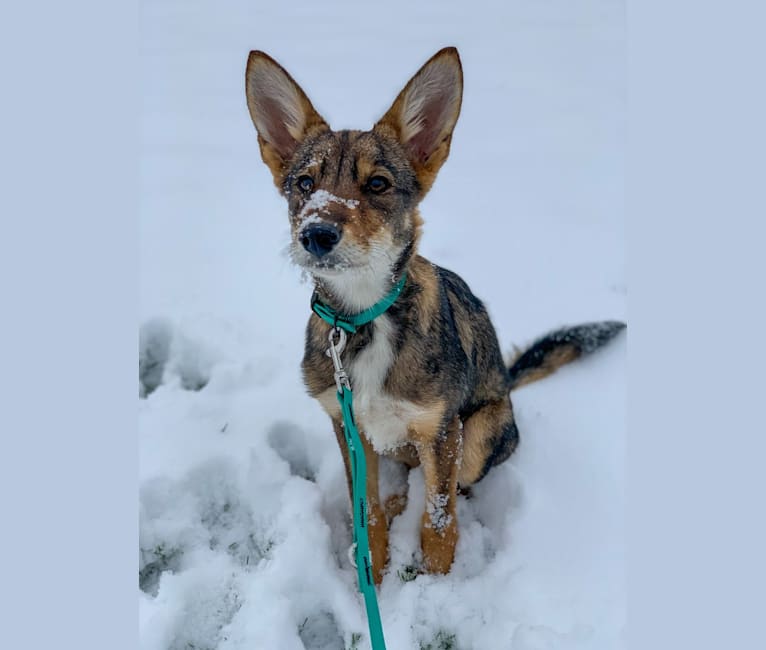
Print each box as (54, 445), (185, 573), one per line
(245, 51), (328, 186)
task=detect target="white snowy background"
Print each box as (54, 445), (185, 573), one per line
(139, 1), (626, 648)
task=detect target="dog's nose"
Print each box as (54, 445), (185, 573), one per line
(300, 224), (341, 258)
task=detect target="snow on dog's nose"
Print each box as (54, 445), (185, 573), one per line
(296, 190), (357, 258)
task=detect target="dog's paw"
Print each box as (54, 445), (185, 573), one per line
(420, 516), (458, 575)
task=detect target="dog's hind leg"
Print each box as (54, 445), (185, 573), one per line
(458, 397), (519, 487)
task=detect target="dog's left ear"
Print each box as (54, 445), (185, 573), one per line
(374, 47), (463, 194)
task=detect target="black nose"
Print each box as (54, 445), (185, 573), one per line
(300, 224), (341, 258)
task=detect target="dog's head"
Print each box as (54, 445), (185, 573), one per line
(245, 48), (463, 310)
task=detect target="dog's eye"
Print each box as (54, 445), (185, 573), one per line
(367, 176), (390, 193)
(297, 176), (314, 193)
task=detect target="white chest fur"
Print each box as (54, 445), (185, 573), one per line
(347, 316), (422, 453)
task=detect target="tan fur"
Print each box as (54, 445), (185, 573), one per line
(384, 443), (421, 469)
(414, 416), (462, 574)
(508, 344), (580, 389)
(407, 245), (439, 326)
(420, 515), (459, 575)
(459, 399), (517, 486)
(448, 291), (476, 364)
(407, 400), (448, 447)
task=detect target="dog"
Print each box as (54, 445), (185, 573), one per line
(245, 47), (625, 584)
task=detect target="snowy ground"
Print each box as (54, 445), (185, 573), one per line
(139, 1), (626, 648)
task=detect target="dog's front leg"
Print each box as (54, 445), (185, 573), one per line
(332, 419), (389, 584)
(415, 416), (462, 574)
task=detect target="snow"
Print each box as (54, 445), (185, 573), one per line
(425, 494), (453, 531)
(298, 190), (360, 228)
(302, 190), (361, 214)
(140, 1), (626, 649)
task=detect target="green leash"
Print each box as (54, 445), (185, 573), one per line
(336, 381), (386, 650)
(315, 276), (407, 650)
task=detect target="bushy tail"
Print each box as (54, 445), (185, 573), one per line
(508, 321), (626, 390)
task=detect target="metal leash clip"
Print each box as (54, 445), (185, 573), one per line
(326, 327), (351, 392)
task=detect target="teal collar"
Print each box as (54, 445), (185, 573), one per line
(311, 273), (407, 333)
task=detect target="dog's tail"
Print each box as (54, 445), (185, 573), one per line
(507, 321), (626, 391)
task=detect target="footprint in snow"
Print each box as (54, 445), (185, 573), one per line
(297, 611), (345, 650)
(139, 458), (271, 597)
(160, 567), (242, 650)
(267, 420), (320, 482)
(139, 318), (214, 397)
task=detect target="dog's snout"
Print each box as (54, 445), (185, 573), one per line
(300, 224), (341, 258)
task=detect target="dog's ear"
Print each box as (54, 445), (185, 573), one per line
(245, 51), (329, 186)
(374, 47), (463, 194)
